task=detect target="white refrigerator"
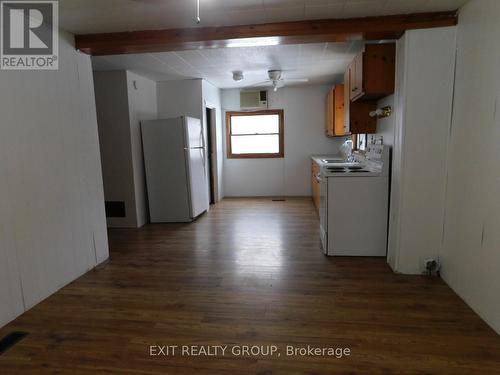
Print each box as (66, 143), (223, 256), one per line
(141, 117), (209, 223)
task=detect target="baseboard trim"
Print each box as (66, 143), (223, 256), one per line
(222, 196), (312, 200)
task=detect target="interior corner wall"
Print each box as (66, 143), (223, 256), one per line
(0, 31), (109, 327)
(94, 70), (157, 227)
(94, 71), (138, 227)
(221, 85), (344, 197)
(440, 0), (500, 334)
(126, 71), (157, 227)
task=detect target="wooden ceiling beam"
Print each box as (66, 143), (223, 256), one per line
(75, 11), (457, 56)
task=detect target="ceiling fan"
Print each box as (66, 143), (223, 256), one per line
(251, 70), (309, 92)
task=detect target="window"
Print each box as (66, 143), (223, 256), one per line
(226, 110), (284, 158)
(352, 134), (367, 151)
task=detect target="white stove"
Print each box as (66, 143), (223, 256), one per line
(319, 145), (391, 256)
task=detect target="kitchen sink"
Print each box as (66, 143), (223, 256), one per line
(322, 161), (362, 168)
(321, 158), (345, 163)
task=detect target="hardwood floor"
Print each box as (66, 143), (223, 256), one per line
(1, 198), (499, 374)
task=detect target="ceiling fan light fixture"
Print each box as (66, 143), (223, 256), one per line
(246, 69), (308, 92)
(268, 69), (282, 81)
(232, 70), (244, 81)
(196, 0), (201, 23)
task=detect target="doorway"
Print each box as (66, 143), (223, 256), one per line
(205, 106), (218, 204)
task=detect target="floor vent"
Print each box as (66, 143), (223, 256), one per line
(105, 201), (126, 218)
(0, 331), (28, 355)
(272, 199), (286, 202)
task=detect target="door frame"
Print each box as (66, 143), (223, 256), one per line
(203, 101), (219, 203)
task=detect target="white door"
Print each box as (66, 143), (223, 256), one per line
(186, 147), (209, 218)
(184, 117), (203, 149)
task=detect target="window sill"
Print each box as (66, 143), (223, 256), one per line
(227, 153), (284, 159)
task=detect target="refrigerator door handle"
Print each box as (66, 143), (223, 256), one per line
(200, 122), (207, 177)
(200, 120), (206, 149)
(200, 147), (207, 177)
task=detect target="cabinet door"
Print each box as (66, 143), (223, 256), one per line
(311, 162), (320, 213)
(344, 66), (351, 134)
(363, 43), (396, 98)
(350, 52), (364, 101)
(312, 178), (320, 212)
(350, 100), (377, 134)
(334, 84), (345, 136)
(325, 87), (334, 137)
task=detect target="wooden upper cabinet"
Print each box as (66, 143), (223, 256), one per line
(350, 52), (364, 100)
(325, 84), (345, 137)
(325, 88), (334, 136)
(344, 67), (351, 134)
(334, 85), (345, 135)
(343, 43), (395, 134)
(350, 100), (377, 134)
(349, 43), (396, 102)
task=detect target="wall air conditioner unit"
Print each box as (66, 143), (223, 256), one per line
(240, 90), (268, 109)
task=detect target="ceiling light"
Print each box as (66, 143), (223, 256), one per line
(226, 37), (281, 48)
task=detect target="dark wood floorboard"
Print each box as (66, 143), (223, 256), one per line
(1, 198), (499, 374)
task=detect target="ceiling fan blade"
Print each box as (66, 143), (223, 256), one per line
(248, 80), (272, 87)
(283, 78), (309, 83)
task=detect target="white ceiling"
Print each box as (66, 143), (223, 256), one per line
(61, 0), (468, 35)
(92, 41), (366, 88)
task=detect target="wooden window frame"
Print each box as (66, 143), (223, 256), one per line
(225, 109), (284, 159)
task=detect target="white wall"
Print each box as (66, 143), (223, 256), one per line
(387, 27), (457, 274)
(369, 95), (395, 146)
(222, 85), (344, 197)
(440, 0), (500, 334)
(157, 79), (223, 201)
(157, 79), (203, 119)
(126, 71), (157, 226)
(0, 32), (109, 327)
(94, 70), (157, 227)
